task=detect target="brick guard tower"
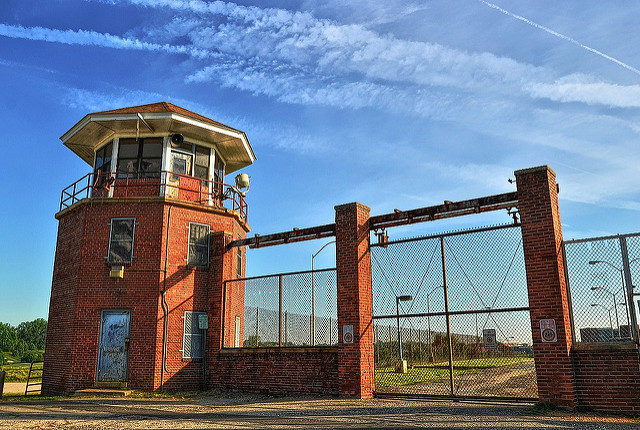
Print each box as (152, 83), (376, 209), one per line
(43, 103), (255, 393)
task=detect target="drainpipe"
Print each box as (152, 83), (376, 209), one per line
(160, 204), (174, 390)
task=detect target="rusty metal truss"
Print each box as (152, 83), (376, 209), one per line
(228, 192), (519, 249)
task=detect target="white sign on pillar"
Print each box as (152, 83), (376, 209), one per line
(540, 318), (557, 343)
(342, 324), (354, 344)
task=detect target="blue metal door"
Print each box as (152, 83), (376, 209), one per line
(97, 310), (130, 382)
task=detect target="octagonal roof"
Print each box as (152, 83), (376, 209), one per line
(60, 102), (256, 173)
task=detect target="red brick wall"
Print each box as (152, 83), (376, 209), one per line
(64, 200), (165, 393)
(572, 344), (640, 414)
(212, 347), (339, 394)
(44, 199), (247, 394)
(334, 203), (374, 398)
(157, 204), (246, 390)
(515, 166), (576, 408)
(42, 208), (85, 395)
(111, 177), (162, 199)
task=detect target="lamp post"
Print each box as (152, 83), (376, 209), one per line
(589, 261), (630, 328)
(396, 295), (413, 362)
(591, 303), (614, 337)
(589, 257), (640, 340)
(591, 286), (621, 337)
(311, 240), (335, 346)
(425, 285), (444, 362)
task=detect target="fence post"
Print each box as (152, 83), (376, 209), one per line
(619, 236), (639, 342)
(335, 202), (374, 398)
(278, 275), (283, 347)
(440, 236), (455, 396)
(515, 165), (576, 408)
(0, 370), (5, 400)
(256, 307), (259, 347)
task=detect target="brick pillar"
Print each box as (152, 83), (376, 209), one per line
(335, 202), (374, 398)
(515, 166), (576, 408)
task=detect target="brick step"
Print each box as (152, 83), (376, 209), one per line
(74, 388), (132, 397)
(94, 381), (129, 389)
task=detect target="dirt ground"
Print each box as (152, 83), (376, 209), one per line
(1, 393), (639, 429)
(2, 382), (27, 395)
(380, 361), (538, 398)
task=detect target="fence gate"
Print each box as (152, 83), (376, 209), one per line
(371, 224), (537, 400)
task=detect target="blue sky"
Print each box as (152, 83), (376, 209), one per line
(1, 0), (640, 325)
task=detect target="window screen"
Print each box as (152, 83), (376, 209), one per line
(94, 141), (113, 176)
(116, 138), (163, 178)
(194, 145), (210, 180)
(183, 311), (205, 359)
(108, 218), (135, 263)
(213, 151), (225, 199)
(188, 223), (210, 267)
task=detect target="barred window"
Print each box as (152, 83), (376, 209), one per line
(188, 223), (210, 267)
(108, 218), (135, 263)
(182, 311), (205, 359)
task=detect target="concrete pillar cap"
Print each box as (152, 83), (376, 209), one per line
(514, 165), (555, 177)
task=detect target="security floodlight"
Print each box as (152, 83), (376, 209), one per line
(235, 173), (250, 195)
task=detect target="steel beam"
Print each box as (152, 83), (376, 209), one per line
(227, 191), (519, 249)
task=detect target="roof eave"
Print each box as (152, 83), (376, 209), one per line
(60, 112), (256, 166)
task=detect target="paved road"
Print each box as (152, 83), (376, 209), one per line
(0, 393), (638, 429)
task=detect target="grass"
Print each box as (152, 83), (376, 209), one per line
(1, 362), (43, 383)
(375, 356), (533, 388)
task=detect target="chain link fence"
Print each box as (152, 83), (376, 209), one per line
(563, 232), (640, 343)
(225, 268), (338, 348)
(371, 224), (537, 399)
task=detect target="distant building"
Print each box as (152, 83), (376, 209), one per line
(580, 327), (616, 342)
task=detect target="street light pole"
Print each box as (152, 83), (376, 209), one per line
(590, 256), (637, 341)
(591, 303), (614, 337)
(425, 285), (444, 363)
(592, 286), (620, 337)
(311, 240), (335, 346)
(396, 295), (413, 363)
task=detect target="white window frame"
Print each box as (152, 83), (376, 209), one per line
(182, 311), (206, 359)
(187, 222), (210, 267)
(237, 244), (243, 278)
(107, 217), (136, 264)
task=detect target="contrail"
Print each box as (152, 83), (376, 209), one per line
(477, 0), (640, 77)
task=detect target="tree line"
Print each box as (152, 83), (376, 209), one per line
(0, 318), (47, 364)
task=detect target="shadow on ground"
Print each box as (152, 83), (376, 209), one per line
(1, 392), (638, 429)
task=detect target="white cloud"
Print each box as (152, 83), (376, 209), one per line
(525, 76), (640, 108)
(60, 86), (323, 152)
(0, 23), (216, 59)
(5, 0), (640, 209)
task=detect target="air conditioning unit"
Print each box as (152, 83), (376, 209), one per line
(109, 265), (124, 278)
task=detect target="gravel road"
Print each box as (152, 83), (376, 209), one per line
(1, 393), (638, 429)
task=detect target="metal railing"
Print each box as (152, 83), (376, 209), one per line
(224, 268), (338, 348)
(24, 361), (43, 395)
(563, 232), (640, 344)
(59, 170), (248, 221)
